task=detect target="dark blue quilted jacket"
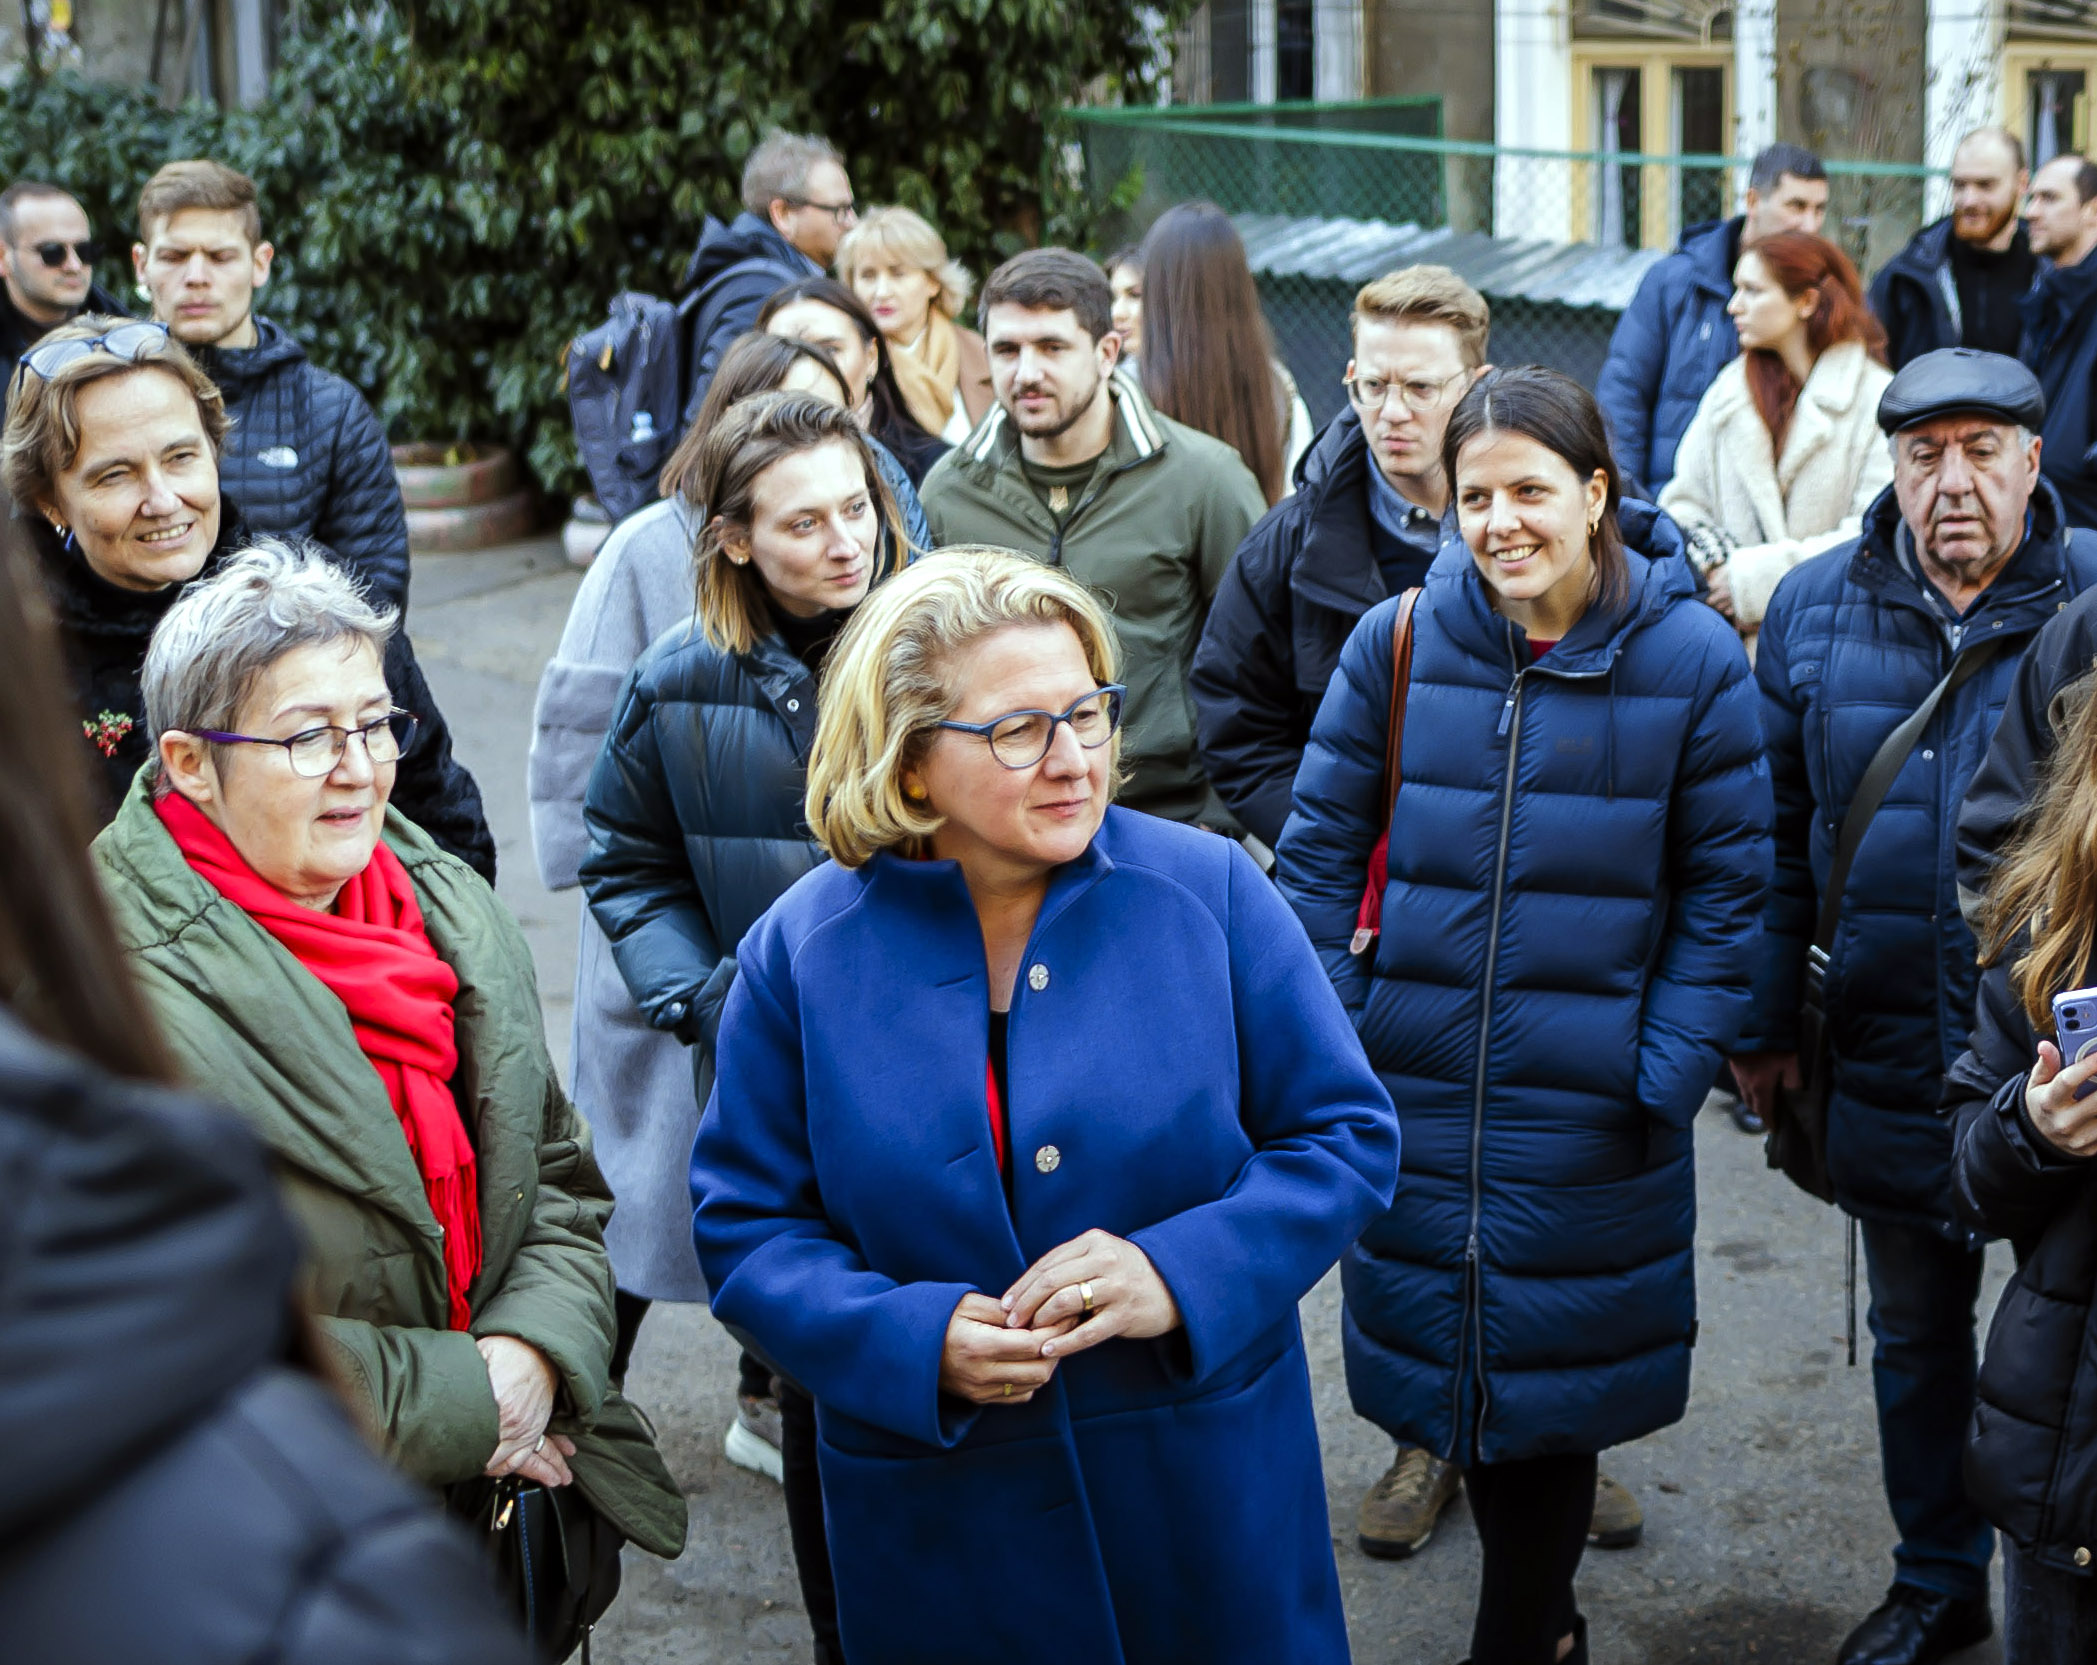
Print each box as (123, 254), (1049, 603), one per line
(196, 319), (410, 614)
(1744, 480), (2097, 1233)
(1277, 504), (1772, 1463)
(1594, 218), (1741, 497)
(578, 626), (825, 1053)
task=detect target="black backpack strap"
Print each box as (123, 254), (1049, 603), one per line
(1806, 637), (2011, 999)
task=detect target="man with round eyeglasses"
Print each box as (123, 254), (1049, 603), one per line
(0, 180), (125, 412)
(1192, 264), (1489, 852)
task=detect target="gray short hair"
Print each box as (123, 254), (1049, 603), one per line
(741, 130), (842, 217)
(142, 539), (398, 753)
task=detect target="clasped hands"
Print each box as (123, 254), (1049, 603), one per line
(937, 1228), (1183, 1407)
(479, 1333), (577, 1486)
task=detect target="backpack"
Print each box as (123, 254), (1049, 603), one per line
(566, 224), (804, 524)
(566, 292), (689, 524)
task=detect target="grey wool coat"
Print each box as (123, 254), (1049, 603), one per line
(529, 498), (709, 1301)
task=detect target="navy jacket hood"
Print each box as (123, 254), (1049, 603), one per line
(680, 212), (814, 296)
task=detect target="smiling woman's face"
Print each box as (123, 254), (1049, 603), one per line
(905, 621), (1111, 883)
(43, 367), (220, 591)
(1454, 428), (1607, 632)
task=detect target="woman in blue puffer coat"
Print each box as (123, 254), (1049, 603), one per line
(1279, 366), (1773, 1665)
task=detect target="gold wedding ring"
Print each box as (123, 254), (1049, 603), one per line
(1080, 1279), (1095, 1316)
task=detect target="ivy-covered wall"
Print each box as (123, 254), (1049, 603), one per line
(0, 0), (1182, 494)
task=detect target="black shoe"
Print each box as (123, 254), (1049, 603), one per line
(1836, 1584), (1992, 1665)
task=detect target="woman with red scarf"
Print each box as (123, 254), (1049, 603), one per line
(89, 542), (686, 1585)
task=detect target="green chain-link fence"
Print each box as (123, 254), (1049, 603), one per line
(1067, 102), (1944, 428)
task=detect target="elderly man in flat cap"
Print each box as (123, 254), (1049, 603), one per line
(1731, 349), (2097, 1665)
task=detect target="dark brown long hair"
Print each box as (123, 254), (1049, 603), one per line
(756, 277), (941, 454)
(1442, 366), (1630, 611)
(1135, 202), (1287, 505)
(0, 510), (177, 1082)
(1739, 231), (1887, 456)
(659, 330), (850, 503)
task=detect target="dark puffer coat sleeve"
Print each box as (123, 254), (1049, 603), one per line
(383, 633), (497, 883)
(1948, 951), (2095, 1243)
(1956, 584), (2097, 927)
(1191, 500), (1310, 849)
(1737, 580), (1816, 1053)
(311, 380), (412, 616)
(579, 665), (729, 1047)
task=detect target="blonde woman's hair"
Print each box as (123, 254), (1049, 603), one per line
(1980, 672), (2097, 1030)
(836, 206), (972, 322)
(1, 317), (229, 511)
(806, 547), (1122, 867)
(690, 389), (905, 657)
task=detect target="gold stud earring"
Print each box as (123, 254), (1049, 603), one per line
(905, 782), (927, 801)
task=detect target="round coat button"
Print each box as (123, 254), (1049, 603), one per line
(1034, 1144), (1061, 1174)
(2079, 1547), (2092, 1568)
(787, 698), (800, 711)
(666, 1000), (688, 1022)
(1028, 963), (1049, 992)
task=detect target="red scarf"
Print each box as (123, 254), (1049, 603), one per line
(156, 793), (481, 1327)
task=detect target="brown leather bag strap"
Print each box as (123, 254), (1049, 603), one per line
(1379, 588), (1422, 827)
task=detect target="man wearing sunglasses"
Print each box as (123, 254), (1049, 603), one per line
(0, 180), (126, 411)
(1191, 265), (1488, 854)
(680, 128), (856, 410)
(133, 160), (410, 614)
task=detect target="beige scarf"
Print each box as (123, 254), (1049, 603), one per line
(889, 309), (962, 437)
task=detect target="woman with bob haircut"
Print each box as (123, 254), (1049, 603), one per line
(580, 388), (907, 1663)
(1280, 366), (1772, 1665)
(689, 546), (1398, 1665)
(1660, 230), (1893, 639)
(837, 205), (993, 443)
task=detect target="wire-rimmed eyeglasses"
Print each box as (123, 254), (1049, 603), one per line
(1342, 368), (1471, 415)
(936, 686), (1125, 770)
(191, 710), (419, 779)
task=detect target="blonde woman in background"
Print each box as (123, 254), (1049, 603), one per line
(839, 205), (993, 444)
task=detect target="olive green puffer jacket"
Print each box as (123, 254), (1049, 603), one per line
(92, 776), (686, 1559)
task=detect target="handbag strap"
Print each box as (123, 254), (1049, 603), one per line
(1808, 635), (2010, 976)
(1378, 589), (1423, 831)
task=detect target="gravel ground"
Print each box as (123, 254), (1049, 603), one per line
(411, 537), (2008, 1665)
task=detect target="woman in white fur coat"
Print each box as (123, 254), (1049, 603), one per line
(1660, 230), (1894, 641)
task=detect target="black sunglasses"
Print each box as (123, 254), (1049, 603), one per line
(23, 321), (171, 381)
(29, 239), (100, 269)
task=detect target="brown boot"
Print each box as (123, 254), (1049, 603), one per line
(1589, 1470), (1644, 1548)
(1356, 1444), (1462, 1559)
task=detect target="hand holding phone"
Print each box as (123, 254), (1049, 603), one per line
(2031, 987), (2097, 1156)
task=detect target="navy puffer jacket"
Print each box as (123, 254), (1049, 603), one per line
(1594, 218), (1740, 497)
(1278, 504), (1772, 1463)
(196, 319), (411, 614)
(579, 626), (825, 1053)
(1744, 480), (2097, 1233)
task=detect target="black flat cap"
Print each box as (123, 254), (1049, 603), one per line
(1877, 347), (2046, 435)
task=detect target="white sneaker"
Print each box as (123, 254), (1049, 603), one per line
(724, 1394), (783, 1483)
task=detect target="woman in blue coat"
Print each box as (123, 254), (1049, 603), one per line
(1279, 368), (1772, 1665)
(691, 548), (1398, 1665)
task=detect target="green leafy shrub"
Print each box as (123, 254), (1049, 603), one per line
(0, 0), (1184, 495)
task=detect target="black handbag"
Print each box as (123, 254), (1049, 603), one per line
(1764, 637), (2009, 1204)
(448, 1473), (624, 1662)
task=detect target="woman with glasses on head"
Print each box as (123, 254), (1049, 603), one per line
(0, 315), (494, 877)
(578, 389), (909, 1665)
(689, 547), (1397, 1665)
(86, 542), (687, 1630)
(1659, 230), (1893, 644)
(759, 276), (950, 489)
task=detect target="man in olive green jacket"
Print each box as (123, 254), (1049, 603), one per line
(921, 247), (1268, 828)
(93, 779), (686, 1562)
